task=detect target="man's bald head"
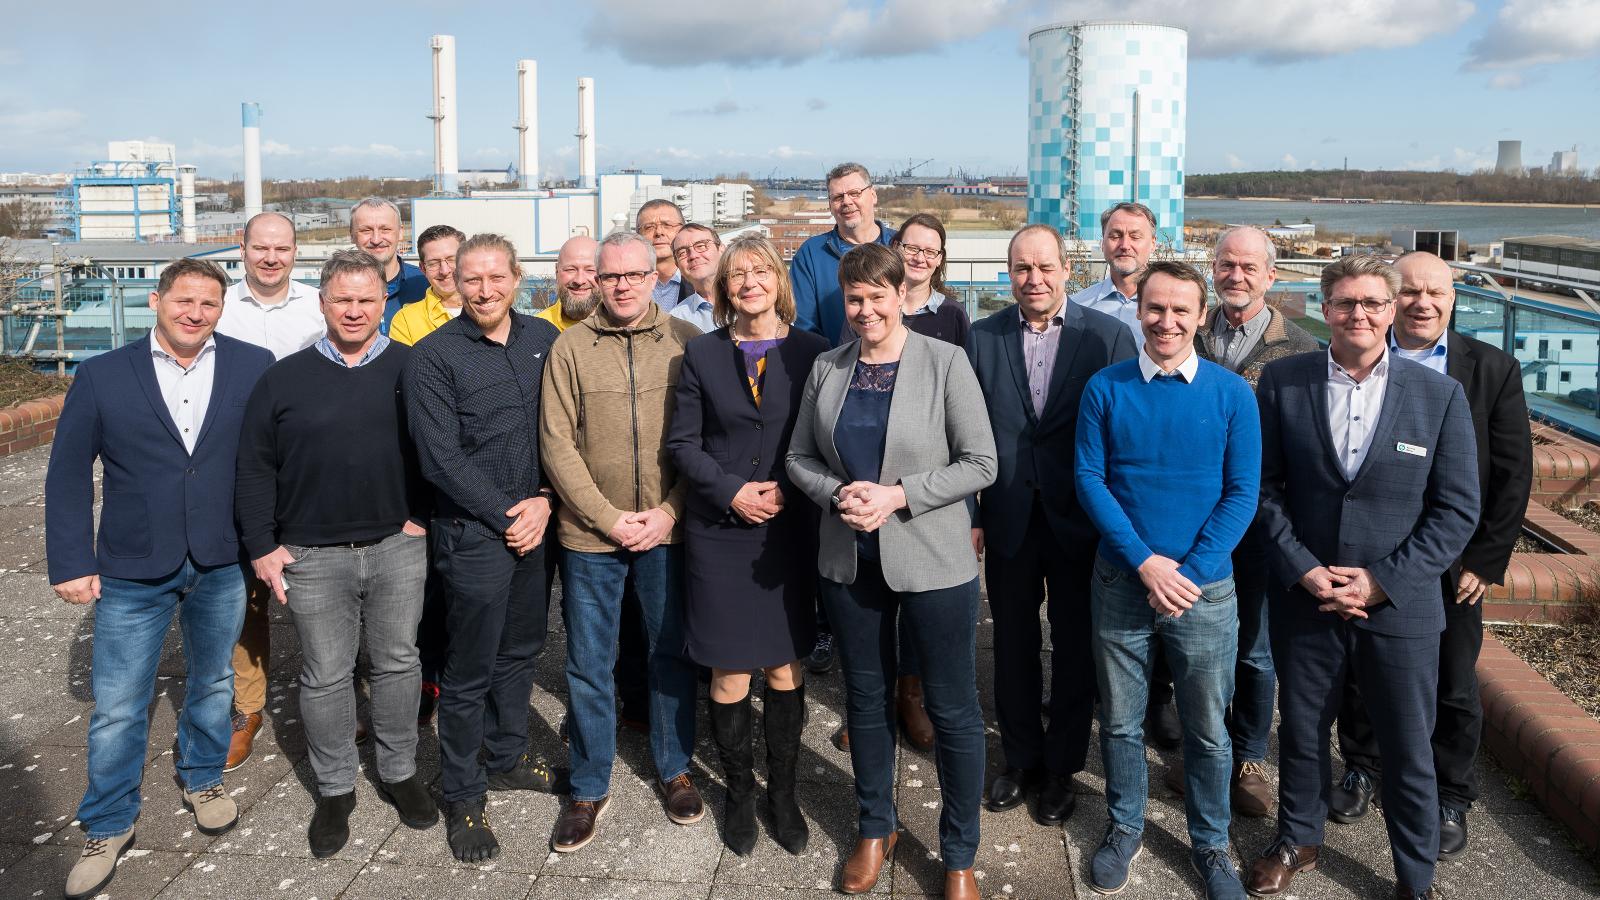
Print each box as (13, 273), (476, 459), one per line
(1393, 251), (1456, 350)
(555, 235), (600, 321)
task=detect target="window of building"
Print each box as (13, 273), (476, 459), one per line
(1561, 371), (1572, 383)
(1564, 339), (1574, 351)
(1515, 337), (1527, 350)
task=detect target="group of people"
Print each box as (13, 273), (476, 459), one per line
(43, 162), (1531, 900)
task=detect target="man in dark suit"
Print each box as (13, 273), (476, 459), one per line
(966, 224), (1136, 826)
(46, 258), (274, 900)
(1330, 251), (1532, 858)
(1245, 255), (1479, 900)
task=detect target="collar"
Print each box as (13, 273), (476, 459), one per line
(683, 291), (713, 311)
(1388, 330), (1448, 359)
(233, 278), (315, 309)
(1084, 276), (1134, 304)
(1328, 347), (1390, 383)
(151, 335), (217, 366)
(460, 309), (526, 344)
(1213, 304), (1270, 335)
(1138, 346), (1199, 383)
(1017, 302), (1066, 333)
(906, 292), (946, 316)
(826, 221), (894, 256)
(317, 333), (391, 366)
(422, 287), (458, 323)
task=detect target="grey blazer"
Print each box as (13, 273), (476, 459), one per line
(786, 330), (997, 593)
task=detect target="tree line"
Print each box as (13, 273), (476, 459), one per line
(1189, 169), (1600, 205)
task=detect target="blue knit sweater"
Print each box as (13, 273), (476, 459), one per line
(1074, 357), (1261, 585)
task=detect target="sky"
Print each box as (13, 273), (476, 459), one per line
(3, 0), (1599, 182)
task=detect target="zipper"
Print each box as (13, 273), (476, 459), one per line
(626, 331), (642, 511)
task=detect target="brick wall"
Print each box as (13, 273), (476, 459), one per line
(0, 392), (67, 458)
(1530, 423), (1600, 505)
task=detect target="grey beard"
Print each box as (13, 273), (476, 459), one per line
(558, 288), (600, 321)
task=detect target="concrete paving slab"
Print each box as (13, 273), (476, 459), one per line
(892, 785), (1075, 900)
(0, 744), (86, 845)
(342, 860), (537, 899)
(159, 852), (363, 900)
(710, 781), (880, 893)
(209, 760), (398, 863)
(0, 844), (190, 900)
(525, 874), (710, 899)
(373, 777), (562, 875)
(0, 572), (82, 619)
(536, 770), (723, 885)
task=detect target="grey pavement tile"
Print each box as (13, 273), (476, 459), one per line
(1431, 808), (1600, 898)
(106, 750), (295, 854)
(0, 572), (83, 619)
(709, 886), (845, 900)
(536, 770), (722, 885)
(0, 842), (32, 872)
(526, 874), (710, 899)
(0, 844), (189, 900)
(373, 778), (562, 875)
(0, 615), (94, 676)
(892, 786), (1074, 900)
(207, 760), (398, 863)
(0, 503), (47, 540)
(0, 446), (51, 508)
(161, 852), (362, 900)
(711, 782), (875, 893)
(0, 745), (86, 845)
(342, 860), (537, 899)
(0, 527), (47, 573)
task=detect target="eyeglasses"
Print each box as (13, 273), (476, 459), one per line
(899, 244), (942, 261)
(728, 265), (776, 286)
(828, 186), (872, 206)
(673, 239), (718, 262)
(596, 271), (651, 287)
(638, 220), (682, 235)
(421, 259), (453, 273)
(1326, 297), (1394, 316)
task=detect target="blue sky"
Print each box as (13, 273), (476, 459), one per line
(4, 0), (1598, 181)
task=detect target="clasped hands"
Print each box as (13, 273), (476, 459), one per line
(731, 481), (785, 525)
(836, 481), (906, 533)
(606, 507), (675, 552)
(1299, 565), (1386, 619)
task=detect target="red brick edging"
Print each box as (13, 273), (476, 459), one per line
(0, 392), (67, 458)
(1478, 632), (1600, 850)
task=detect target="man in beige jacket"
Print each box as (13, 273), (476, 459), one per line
(541, 230), (705, 853)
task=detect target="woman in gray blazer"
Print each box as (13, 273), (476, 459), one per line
(787, 243), (997, 899)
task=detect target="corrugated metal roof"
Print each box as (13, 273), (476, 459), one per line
(1502, 234), (1600, 252)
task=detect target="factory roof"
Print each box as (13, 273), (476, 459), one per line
(5, 240), (237, 264)
(1503, 234), (1600, 252)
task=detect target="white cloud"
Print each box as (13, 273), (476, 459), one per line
(1452, 146), (1494, 170)
(658, 147), (704, 160)
(1466, 0), (1600, 69)
(1487, 71), (1526, 89)
(674, 99), (744, 116)
(0, 108), (86, 133)
(1403, 155), (1443, 170)
(326, 143), (424, 159)
(1225, 152), (1245, 170)
(1279, 153), (1298, 169)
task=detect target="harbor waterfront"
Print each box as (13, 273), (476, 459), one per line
(1186, 198), (1600, 244)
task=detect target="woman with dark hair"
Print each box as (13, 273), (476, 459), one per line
(666, 234), (828, 857)
(890, 212), (970, 347)
(787, 243), (996, 899)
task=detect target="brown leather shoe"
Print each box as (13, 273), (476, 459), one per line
(1395, 886), (1438, 899)
(661, 773), (705, 825)
(1247, 839), (1319, 896)
(840, 832), (898, 894)
(897, 676), (935, 752)
(224, 711), (262, 773)
(1232, 760), (1275, 818)
(832, 724), (851, 752)
(552, 796), (609, 852)
(945, 867), (979, 899)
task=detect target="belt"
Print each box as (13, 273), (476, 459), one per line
(312, 537), (387, 550)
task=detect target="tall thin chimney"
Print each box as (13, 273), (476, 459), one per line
(577, 77), (596, 190)
(516, 60), (539, 190)
(179, 165), (197, 243)
(241, 102), (262, 218)
(431, 35), (460, 193)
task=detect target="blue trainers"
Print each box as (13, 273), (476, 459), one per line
(1089, 823), (1143, 894)
(1190, 846), (1246, 900)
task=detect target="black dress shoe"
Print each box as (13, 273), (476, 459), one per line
(986, 767), (1042, 812)
(1329, 767), (1378, 824)
(1144, 701), (1182, 751)
(1034, 774), (1077, 825)
(308, 792), (356, 859)
(1438, 806), (1468, 859)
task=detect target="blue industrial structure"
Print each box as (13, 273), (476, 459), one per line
(65, 161), (178, 242)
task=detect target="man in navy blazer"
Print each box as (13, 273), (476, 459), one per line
(1245, 256), (1479, 900)
(966, 224), (1136, 825)
(46, 258), (273, 900)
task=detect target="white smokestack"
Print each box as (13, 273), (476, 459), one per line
(516, 60), (539, 190)
(577, 77), (596, 190)
(179, 165), (197, 243)
(242, 102), (262, 219)
(431, 35), (460, 194)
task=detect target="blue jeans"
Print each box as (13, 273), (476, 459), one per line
(1091, 555), (1237, 851)
(562, 544), (696, 801)
(1230, 528), (1274, 763)
(823, 562), (985, 870)
(79, 559), (246, 838)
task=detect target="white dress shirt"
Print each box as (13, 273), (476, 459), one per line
(1327, 349), (1390, 479)
(669, 292), (715, 333)
(1069, 276), (1143, 347)
(217, 278), (325, 360)
(151, 336), (217, 454)
(1137, 346), (1200, 383)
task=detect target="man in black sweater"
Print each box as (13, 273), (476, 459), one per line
(235, 249), (435, 858)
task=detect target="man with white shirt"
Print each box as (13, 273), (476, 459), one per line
(668, 224), (721, 333)
(638, 199), (689, 312)
(216, 211), (325, 772)
(1069, 202), (1158, 341)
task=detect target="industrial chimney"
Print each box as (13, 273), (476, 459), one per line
(516, 60), (539, 190)
(431, 35), (460, 193)
(242, 102), (262, 219)
(577, 77), (596, 190)
(179, 165), (197, 243)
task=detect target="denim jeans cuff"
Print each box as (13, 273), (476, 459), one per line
(572, 791), (610, 804)
(183, 776), (225, 794)
(657, 764), (690, 785)
(85, 823), (137, 840)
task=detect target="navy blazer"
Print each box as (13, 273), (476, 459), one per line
(667, 327), (830, 524)
(1255, 351), (1480, 636)
(965, 300), (1136, 558)
(45, 333), (274, 583)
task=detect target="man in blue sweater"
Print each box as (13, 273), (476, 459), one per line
(1075, 261), (1261, 900)
(790, 162), (896, 348)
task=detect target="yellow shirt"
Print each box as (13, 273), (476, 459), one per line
(389, 288), (459, 346)
(535, 303), (586, 332)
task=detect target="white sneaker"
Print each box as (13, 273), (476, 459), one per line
(65, 829), (134, 900)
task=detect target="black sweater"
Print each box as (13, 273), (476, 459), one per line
(235, 343), (427, 558)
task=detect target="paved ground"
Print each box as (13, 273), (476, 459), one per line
(0, 441), (1596, 899)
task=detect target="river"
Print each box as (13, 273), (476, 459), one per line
(1185, 199), (1600, 245)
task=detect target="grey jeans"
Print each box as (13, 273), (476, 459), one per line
(284, 530), (427, 796)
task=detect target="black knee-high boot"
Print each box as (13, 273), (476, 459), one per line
(763, 684), (810, 854)
(710, 693), (757, 855)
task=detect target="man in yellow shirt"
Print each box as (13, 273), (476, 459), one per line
(537, 235), (600, 331)
(391, 225), (467, 346)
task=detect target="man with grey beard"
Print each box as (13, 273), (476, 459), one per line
(538, 236), (600, 331)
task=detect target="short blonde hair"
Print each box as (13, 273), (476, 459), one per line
(713, 235), (794, 328)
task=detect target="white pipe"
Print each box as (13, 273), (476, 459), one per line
(242, 102), (262, 218)
(577, 77), (596, 189)
(179, 165), (197, 243)
(516, 60), (539, 190)
(431, 35), (459, 193)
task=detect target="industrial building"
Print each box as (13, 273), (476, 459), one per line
(64, 141), (194, 242)
(1027, 21), (1187, 247)
(1496, 140), (1524, 176)
(632, 183), (755, 226)
(1552, 149), (1580, 176)
(1501, 235), (1600, 289)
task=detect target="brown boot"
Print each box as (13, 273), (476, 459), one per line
(840, 832), (898, 894)
(1231, 760), (1275, 818)
(945, 867), (979, 899)
(832, 723), (851, 752)
(897, 676), (935, 751)
(1247, 839), (1319, 896)
(224, 711), (262, 773)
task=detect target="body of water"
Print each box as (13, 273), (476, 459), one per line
(1186, 198), (1600, 245)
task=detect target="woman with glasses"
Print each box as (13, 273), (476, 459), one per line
(787, 243), (996, 899)
(891, 213), (970, 347)
(666, 234), (829, 857)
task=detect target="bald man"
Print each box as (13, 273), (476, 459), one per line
(538, 236), (601, 331)
(1331, 251), (1531, 860)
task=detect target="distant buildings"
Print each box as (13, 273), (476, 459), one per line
(630, 182), (755, 227)
(1552, 149), (1580, 176)
(1496, 140), (1525, 176)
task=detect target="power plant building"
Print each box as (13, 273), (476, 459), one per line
(1496, 140), (1524, 176)
(1027, 21), (1187, 248)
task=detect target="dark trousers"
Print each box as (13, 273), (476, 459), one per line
(1339, 572), (1482, 811)
(1228, 529), (1275, 762)
(1273, 610), (1440, 892)
(986, 506), (1094, 775)
(434, 521), (550, 804)
(417, 552), (447, 684)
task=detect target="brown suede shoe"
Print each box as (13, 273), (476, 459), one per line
(1247, 839), (1319, 896)
(1232, 760), (1275, 818)
(897, 676), (935, 751)
(661, 773), (705, 825)
(552, 797), (609, 852)
(840, 832), (898, 894)
(945, 867), (979, 899)
(223, 711), (262, 773)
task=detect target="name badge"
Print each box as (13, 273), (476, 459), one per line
(1397, 442), (1428, 458)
